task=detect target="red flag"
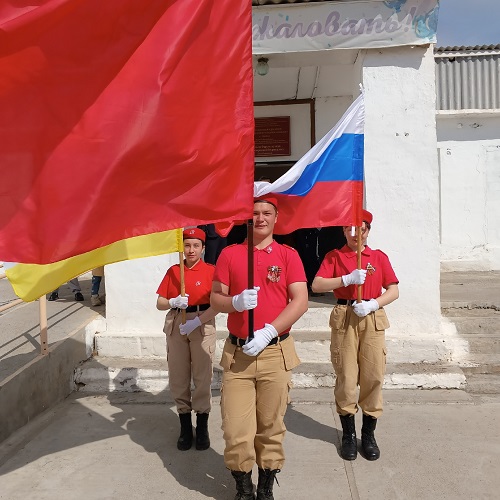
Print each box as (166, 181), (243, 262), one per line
(0, 0), (254, 265)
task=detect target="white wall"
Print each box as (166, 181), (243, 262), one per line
(104, 45), (466, 363)
(437, 112), (500, 271)
(106, 253), (178, 335)
(362, 45), (446, 347)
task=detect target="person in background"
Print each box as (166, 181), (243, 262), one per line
(198, 224), (227, 264)
(48, 278), (84, 301)
(312, 210), (399, 462)
(156, 228), (218, 452)
(317, 226), (346, 263)
(293, 227), (321, 296)
(91, 266), (105, 306)
(211, 196), (308, 500)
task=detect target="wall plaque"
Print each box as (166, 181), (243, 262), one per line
(255, 116), (290, 157)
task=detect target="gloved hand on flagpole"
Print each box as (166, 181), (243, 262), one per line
(169, 294), (189, 309)
(242, 323), (278, 356)
(232, 287), (260, 312)
(342, 269), (367, 287)
(353, 299), (379, 318)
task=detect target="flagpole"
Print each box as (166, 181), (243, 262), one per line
(247, 219), (254, 340)
(356, 226), (363, 303)
(179, 251), (186, 324)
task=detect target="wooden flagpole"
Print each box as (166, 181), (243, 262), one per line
(39, 294), (48, 355)
(179, 251), (186, 324)
(356, 226), (363, 303)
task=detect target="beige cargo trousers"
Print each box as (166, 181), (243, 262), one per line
(330, 305), (390, 419)
(219, 335), (301, 472)
(164, 309), (216, 414)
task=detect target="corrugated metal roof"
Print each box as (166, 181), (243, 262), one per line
(435, 47), (500, 110)
(435, 44), (500, 53)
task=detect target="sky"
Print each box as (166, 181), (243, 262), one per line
(437, 0), (500, 47)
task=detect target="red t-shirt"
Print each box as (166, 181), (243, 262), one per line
(214, 241), (307, 338)
(157, 259), (214, 306)
(316, 245), (398, 300)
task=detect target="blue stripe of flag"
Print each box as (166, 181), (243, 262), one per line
(280, 133), (364, 196)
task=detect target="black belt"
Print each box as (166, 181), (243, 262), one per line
(175, 303), (210, 313)
(337, 299), (370, 306)
(228, 332), (289, 347)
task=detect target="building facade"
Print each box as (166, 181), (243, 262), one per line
(101, 0), (467, 365)
(436, 44), (500, 271)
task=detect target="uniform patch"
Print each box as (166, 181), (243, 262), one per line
(267, 265), (282, 282)
(367, 263), (376, 275)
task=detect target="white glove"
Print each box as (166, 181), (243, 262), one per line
(353, 298), (379, 318)
(179, 316), (201, 336)
(242, 323), (278, 356)
(342, 269), (367, 287)
(169, 294), (189, 309)
(232, 287), (260, 312)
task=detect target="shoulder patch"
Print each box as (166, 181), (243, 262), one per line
(282, 244), (298, 253)
(373, 249), (390, 259)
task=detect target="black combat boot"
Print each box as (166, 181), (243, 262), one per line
(361, 413), (380, 461)
(195, 412), (210, 450)
(339, 414), (357, 460)
(256, 468), (280, 500)
(231, 470), (255, 500)
(177, 412), (193, 451)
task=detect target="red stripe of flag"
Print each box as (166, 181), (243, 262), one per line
(0, 0), (254, 265)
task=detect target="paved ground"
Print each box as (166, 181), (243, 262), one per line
(0, 389), (498, 499)
(0, 271), (499, 499)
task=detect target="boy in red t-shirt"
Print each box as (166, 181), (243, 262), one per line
(211, 197), (308, 499)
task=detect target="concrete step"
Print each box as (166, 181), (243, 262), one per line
(441, 310), (500, 334)
(459, 334), (500, 354)
(463, 374), (500, 394)
(74, 356), (466, 393)
(461, 363), (500, 375)
(95, 308), (335, 357)
(94, 330), (334, 360)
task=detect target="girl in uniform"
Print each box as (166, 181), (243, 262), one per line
(157, 228), (217, 451)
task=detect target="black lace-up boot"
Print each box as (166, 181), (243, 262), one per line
(177, 412), (193, 451)
(361, 413), (380, 460)
(231, 471), (255, 500)
(195, 412), (210, 450)
(256, 468), (280, 500)
(339, 414), (357, 460)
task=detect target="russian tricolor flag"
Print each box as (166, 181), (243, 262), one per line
(255, 92), (365, 234)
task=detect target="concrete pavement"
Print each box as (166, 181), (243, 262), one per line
(1, 271), (499, 498)
(0, 389), (499, 499)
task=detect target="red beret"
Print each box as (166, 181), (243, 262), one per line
(183, 227), (205, 242)
(362, 209), (373, 225)
(254, 195), (278, 210)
